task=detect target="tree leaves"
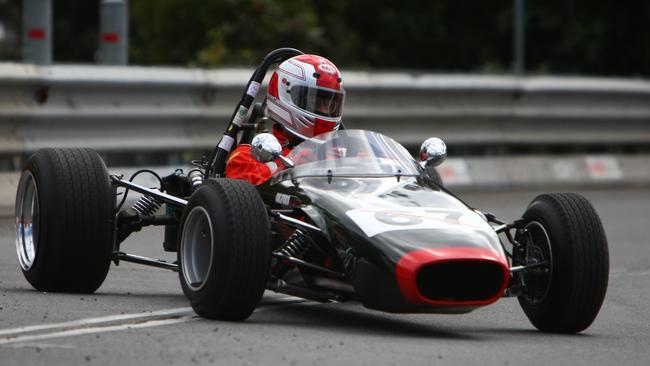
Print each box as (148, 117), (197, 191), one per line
(1, 0), (648, 76)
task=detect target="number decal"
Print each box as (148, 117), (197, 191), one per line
(346, 208), (491, 237)
(374, 211), (423, 226)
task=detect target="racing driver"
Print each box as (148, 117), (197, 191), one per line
(225, 54), (346, 185)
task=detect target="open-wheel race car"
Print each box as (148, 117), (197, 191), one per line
(14, 48), (609, 333)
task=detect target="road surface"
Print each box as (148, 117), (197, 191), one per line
(1, 188), (649, 365)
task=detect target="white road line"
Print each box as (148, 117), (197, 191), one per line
(0, 307), (194, 337)
(0, 316), (195, 345)
(4, 342), (76, 350)
(610, 270), (650, 278)
(0, 294), (313, 345)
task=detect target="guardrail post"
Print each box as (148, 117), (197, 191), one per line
(22, 0), (52, 64)
(98, 0), (128, 65)
(513, 0), (526, 75)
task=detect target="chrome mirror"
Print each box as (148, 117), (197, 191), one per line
(250, 133), (294, 168)
(419, 137), (447, 167)
(251, 133), (282, 163)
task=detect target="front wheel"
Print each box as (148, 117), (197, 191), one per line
(515, 193), (609, 333)
(178, 179), (271, 320)
(15, 148), (115, 293)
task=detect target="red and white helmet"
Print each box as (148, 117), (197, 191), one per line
(266, 54), (345, 140)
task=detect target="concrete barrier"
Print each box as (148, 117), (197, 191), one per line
(438, 154), (649, 190)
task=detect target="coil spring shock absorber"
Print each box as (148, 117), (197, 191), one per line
(131, 195), (162, 216)
(273, 230), (312, 278)
(116, 192), (163, 245)
(188, 170), (204, 189)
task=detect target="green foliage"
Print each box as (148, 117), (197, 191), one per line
(0, 0), (22, 60)
(130, 0), (323, 66)
(2, 0), (649, 76)
(526, 0), (650, 76)
(52, 1), (99, 62)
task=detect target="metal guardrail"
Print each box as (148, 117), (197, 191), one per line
(2, 153), (649, 215)
(1, 63), (650, 155)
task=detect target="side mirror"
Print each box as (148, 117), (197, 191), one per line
(251, 133), (282, 163)
(251, 133), (295, 168)
(419, 137), (447, 167)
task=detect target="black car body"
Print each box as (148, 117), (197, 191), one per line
(257, 129), (509, 313)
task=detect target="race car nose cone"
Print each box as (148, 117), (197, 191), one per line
(396, 247), (509, 307)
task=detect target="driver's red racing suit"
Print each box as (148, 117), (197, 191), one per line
(225, 124), (296, 185)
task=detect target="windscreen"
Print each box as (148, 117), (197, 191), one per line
(277, 130), (423, 180)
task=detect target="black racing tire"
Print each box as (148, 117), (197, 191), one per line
(178, 179), (270, 320)
(516, 193), (609, 333)
(15, 148), (115, 293)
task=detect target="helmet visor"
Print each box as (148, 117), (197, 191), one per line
(289, 85), (344, 118)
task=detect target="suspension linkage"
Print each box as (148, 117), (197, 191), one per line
(509, 261), (548, 274)
(270, 210), (322, 233)
(111, 176), (188, 207)
(483, 212), (528, 255)
(272, 253), (347, 280)
(114, 252), (178, 272)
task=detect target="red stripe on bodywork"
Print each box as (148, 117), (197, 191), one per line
(395, 247), (509, 307)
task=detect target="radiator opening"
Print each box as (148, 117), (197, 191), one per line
(416, 261), (505, 302)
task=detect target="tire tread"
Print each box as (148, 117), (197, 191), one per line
(179, 178), (270, 320)
(20, 148), (114, 293)
(518, 192), (609, 333)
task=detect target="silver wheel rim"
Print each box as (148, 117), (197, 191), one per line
(180, 206), (214, 291)
(15, 171), (39, 271)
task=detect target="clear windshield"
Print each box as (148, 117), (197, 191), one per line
(275, 130), (423, 180)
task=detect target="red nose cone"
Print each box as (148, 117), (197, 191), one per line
(396, 247), (509, 307)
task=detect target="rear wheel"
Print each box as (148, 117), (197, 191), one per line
(15, 148), (115, 293)
(515, 193), (609, 333)
(178, 179), (270, 320)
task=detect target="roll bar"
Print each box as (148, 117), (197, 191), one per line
(206, 48), (304, 177)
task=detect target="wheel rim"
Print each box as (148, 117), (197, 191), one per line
(520, 221), (553, 304)
(15, 171), (40, 271)
(180, 206), (214, 291)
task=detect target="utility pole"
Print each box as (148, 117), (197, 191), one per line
(513, 0), (525, 75)
(23, 0), (51, 64)
(98, 0), (128, 65)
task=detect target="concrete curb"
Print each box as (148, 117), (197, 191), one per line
(2, 154), (648, 217)
(438, 154), (649, 189)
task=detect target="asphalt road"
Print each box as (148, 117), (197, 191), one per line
(1, 188), (649, 366)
